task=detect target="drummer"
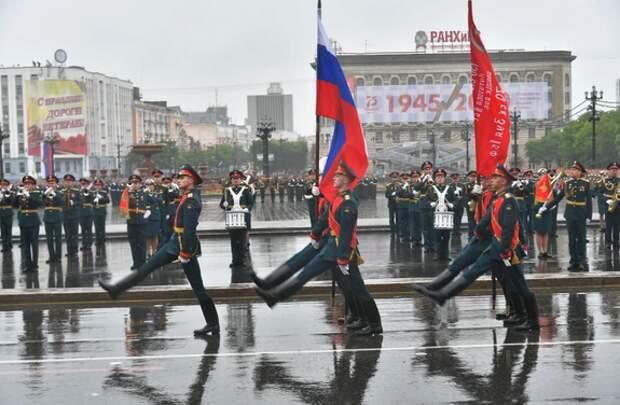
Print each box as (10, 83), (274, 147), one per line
(427, 168), (456, 261)
(220, 169), (254, 269)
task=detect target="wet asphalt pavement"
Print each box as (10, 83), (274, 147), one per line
(2, 227), (620, 291)
(1, 291), (620, 404)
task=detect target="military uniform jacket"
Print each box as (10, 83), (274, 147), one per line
(93, 189), (110, 217)
(127, 189), (149, 225)
(162, 185), (180, 220)
(385, 181), (400, 207)
(43, 189), (65, 223)
(145, 190), (163, 223)
(476, 191), (520, 256)
(601, 177), (620, 201)
(174, 188), (202, 259)
(14, 189), (43, 227)
(413, 180), (434, 210)
(311, 190), (359, 264)
(220, 186), (253, 210)
(395, 182), (413, 207)
(80, 188), (96, 217)
(0, 189), (15, 218)
(548, 178), (592, 220)
(63, 187), (83, 221)
(427, 184), (456, 210)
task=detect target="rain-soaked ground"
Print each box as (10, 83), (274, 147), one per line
(2, 227), (619, 291)
(1, 291), (620, 404)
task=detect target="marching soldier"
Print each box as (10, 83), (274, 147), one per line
(409, 170), (423, 246)
(126, 175), (149, 270)
(603, 162), (620, 249)
(277, 176), (286, 203)
(269, 177), (276, 203)
(450, 173), (465, 237)
(395, 172), (411, 242)
(14, 175), (42, 272)
(384, 171), (400, 236)
(99, 164), (220, 336)
(258, 176), (267, 203)
(286, 176), (295, 202)
(161, 175), (180, 247)
(79, 178), (95, 251)
(303, 169), (320, 227)
(92, 179), (110, 246)
(220, 169), (253, 268)
(414, 161), (436, 254)
(295, 176), (304, 202)
(0, 178), (14, 253)
(523, 169), (536, 234)
(428, 168), (456, 261)
(62, 174), (82, 257)
(43, 175), (64, 263)
(540, 161), (591, 271)
(509, 168), (529, 237)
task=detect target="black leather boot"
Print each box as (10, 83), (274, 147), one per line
(194, 324), (220, 336)
(255, 276), (304, 308)
(503, 292), (526, 327)
(514, 294), (540, 331)
(412, 269), (457, 294)
(251, 263), (295, 290)
(418, 274), (472, 306)
(355, 299), (383, 336)
(194, 298), (220, 336)
(98, 270), (148, 300)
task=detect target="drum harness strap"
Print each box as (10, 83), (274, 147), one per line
(227, 186), (247, 209)
(431, 185), (450, 212)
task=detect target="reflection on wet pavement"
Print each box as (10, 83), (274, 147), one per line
(1, 292), (620, 403)
(2, 227), (619, 291)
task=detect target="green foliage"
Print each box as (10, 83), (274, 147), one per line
(249, 139), (309, 174)
(526, 108), (620, 168)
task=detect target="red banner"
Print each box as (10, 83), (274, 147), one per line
(468, 0), (510, 177)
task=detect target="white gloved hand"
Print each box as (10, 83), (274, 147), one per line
(179, 256), (190, 264)
(402, 184), (408, 190)
(143, 210), (151, 219)
(310, 238), (320, 250)
(311, 186), (320, 196)
(472, 184), (483, 195)
(242, 208), (249, 213)
(607, 199), (614, 206)
(391, 191), (396, 196)
(23, 190), (30, 198)
(165, 214), (170, 220)
(412, 190), (420, 196)
(454, 190), (461, 197)
(430, 202), (437, 208)
(447, 202), (454, 209)
(222, 201), (229, 208)
(70, 200), (74, 206)
(338, 264), (350, 276)
(537, 206), (547, 215)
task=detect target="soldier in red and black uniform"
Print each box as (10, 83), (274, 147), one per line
(99, 164), (220, 336)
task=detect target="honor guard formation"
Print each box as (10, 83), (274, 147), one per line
(0, 159), (616, 336)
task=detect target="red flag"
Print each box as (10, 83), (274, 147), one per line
(119, 187), (129, 218)
(468, 0), (510, 177)
(535, 173), (552, 203)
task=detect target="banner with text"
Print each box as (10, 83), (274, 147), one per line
(355, 82), (548, 124)
(26, 80), (87, 157)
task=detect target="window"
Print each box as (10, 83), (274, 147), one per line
(19, 162), (25, 173)
(35, 162), (40, 173)
(528, 127), (536, 139)
(3, 143), (9, 155)
(424, 75), (434, 85)
(4, 162), (10, 174)
(441, 75), (451, 85)
(458, 75), (468, 85)
(509, 73), (519, 83)
(565, 92), (570, 104)
(545, 127), (552, 136)
(390, 77), (399, 86)
(18, 143), (24, 155)
(564, 73), (570, 87)
(373, 77), (383, 86)
(526, 73), (536, 82)
(30, 74), (38, 81)
(355, 77), (365, 87)
(392, 131), (400, 143)
(17, 123), (23, 135)
(409, 129), (417, 141)
(375, 131), (383, 143)
(441, 129), (451, 141)
(543, 73), (552, 85)
(407, 76), (417, 86)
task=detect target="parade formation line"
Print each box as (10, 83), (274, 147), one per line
(2, 338), (620, 366)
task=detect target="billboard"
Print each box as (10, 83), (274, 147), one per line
(26, 80), (87, 156)
(355, 82), (549, 124)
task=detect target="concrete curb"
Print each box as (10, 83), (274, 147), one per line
(2, 271), (620, 309)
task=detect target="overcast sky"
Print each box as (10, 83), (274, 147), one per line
(0, 0), (617, 134)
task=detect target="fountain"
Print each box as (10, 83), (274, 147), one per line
(132, 143), (166, 178)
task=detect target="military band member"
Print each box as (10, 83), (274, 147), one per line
(62, 174), (82, 257)
(450, 173), (465, 237)
(127, 175), (149, 270)
(523, 169), (535, 234)
(92, 179), (110, 246)
(78, 178), (95, 251)
(14, 176), (42, 272)
(395, 172), (411, 242)
(509, 167), (529, 237)
(295, 176), (304, 202)
(100, 164), (220, 336)
(43, 175), (64, 263)
(220, 169), (253, 268)
(384, 171), (400, 236)
(161, 175), (180, 247)
(463, 170), (479, 237)
(540, 161), (591, 270)
(428, 168), (456, 261)
(0, 178), (14, 253)
(409, 170), (423, 246)
(593, 171), (607, 233)
(603, 162), (620, 249)
(414, 161), (436, 254)
(286, 177), (295, 202)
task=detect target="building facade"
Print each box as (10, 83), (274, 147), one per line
(334, 50), (575, 172)
(0, 65), (134, 180)
(247, 82), (293, 135)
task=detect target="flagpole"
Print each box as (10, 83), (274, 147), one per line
(314, 0), (322, 185)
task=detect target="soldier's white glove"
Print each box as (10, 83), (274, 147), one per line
(222, 201), (229, 208)
(537, 205), (547, 215)
(23, 190), (30, 198)
(179, 256), (190, 264)
(447, 202), (454, 209)
(430, 202), (437, 208)
(338, 264), (350, 276)
(454, 189), (461, 197)
(242, 208), (249, 213)
(143, 210), (151, 219)
(402, 184), (408, 190)
(304, 194), (313, 200)
(607, 199), (614, 206)
(391, 191), (396, 196)
(165, 214), (170, 220)
(311, 186), (320, 196)
(472, 184), (483, 195)
(310, 238), (320, 249)
(511, 180), (521, 188)
(412, 190), (420, 196)
(69, 200), (74, 206)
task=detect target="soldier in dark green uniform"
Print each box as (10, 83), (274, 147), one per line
(62, 174), (82, 257)
(126, 175), (149, 270)
(463, 170), (480, 237)
(414, 161), (436, 254)
(428, 169), (456, 261)
(160, 175), (180, 248)
(0, 179), (15, 253)
(450, 173), (465, 237)
(268, 177), (276, 203)
(395, 172), (411, 242)
(523, 169), (535, 234)
(99, 164), (220, 336)
(295, 176), (304, 202)
(384, 171), (400, 236)
(286, 176), (295, 202)
(602, 162), (620, 249)
(14, 176), (42, 272)
(220, 170), (253, 269)
(144, 178), (163, 258)
(258, 176), (267, 203)
(541, 161), (591, 271)
(276, 176), (285, 203)
(303, 169), (320, 227)
(79, 178), (95, 251)
(409, 170), (423, 246)
(92, 179), (110, 246)
(43, 175), (64, 263)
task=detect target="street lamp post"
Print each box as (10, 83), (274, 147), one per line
(43, 131), (60, 176)
(585, 85), (603, 168)
(427, 126), (436, 165)
(460, 122), (472, 172)
(510, 109), (521, 168)
(256, 119), (275, 177)
(0, 125), (9, 179)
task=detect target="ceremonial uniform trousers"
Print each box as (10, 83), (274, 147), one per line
(396, 197), (410, 240)
(80, 203), (94, 249)
(127, 211), (147, 268)
(44, 207), (63, 261)
(603, 178), (620, 246)
(63, 213), (80, 255)
(418, 196), (435, 252)
(94, 205), (107, 244)
(453, 197), (465, 235)
(408, 199), (422, 245)
(19, 210), (41, 271)
(0, 204), (13, 252)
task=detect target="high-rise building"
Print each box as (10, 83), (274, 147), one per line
(247, 82), (293, 135)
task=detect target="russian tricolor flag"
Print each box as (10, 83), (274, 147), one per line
(316, 7), (368, 202)
(40, 141), (54, 178)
